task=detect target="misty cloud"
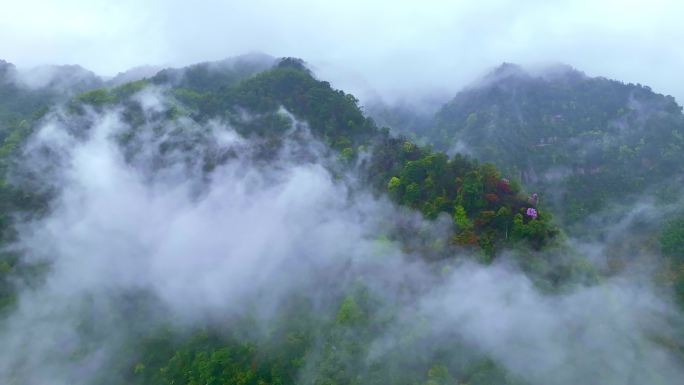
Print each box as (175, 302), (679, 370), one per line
(444, 265), (682, 384)
(0, 85), (682, 384)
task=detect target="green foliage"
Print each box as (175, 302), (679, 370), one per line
(0, 253), (18, 312)
(460, 358), (525, 385)
(660, 213), (684, 308)
(76, 88), (116, 107)
(458, 170), (485, 213)
(511, 212), (556, 249)
(424, 365), (454, 385)
(73, 80), (150, 110)
(377, 141), (557, 253)
(223, 60), (376, 148)
(339, 147), (355, 163)
(453, 205), (472, 230)
(387, 176), (401, 195)
(661, 214), (684, 262)
(336, 296), (364, 325)
(114, 79), (149, 99)
(161, 343), (259, 385)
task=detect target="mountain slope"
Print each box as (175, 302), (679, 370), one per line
(429, 63), (684, 231)
(70, 57), (557, 256)
(1, 57), (679, 385)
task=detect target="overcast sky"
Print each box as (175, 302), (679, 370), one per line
(1, 0), (682, 103)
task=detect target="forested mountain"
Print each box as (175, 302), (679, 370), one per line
(373, 61), (684, 322)
(428, 63), (684, 231)
(0, 56), (682, 385)
(0, 60), (104, 134)
(72, 57), (557, 256)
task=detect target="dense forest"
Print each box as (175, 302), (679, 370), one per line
(388, 63), (684, 232)
(0, 56), (682, 385)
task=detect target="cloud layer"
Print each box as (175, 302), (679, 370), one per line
(0, 87), (682, 384)
(2, 0), (683, 102)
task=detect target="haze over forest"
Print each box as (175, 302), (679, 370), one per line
(1, 1), (684, 385)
